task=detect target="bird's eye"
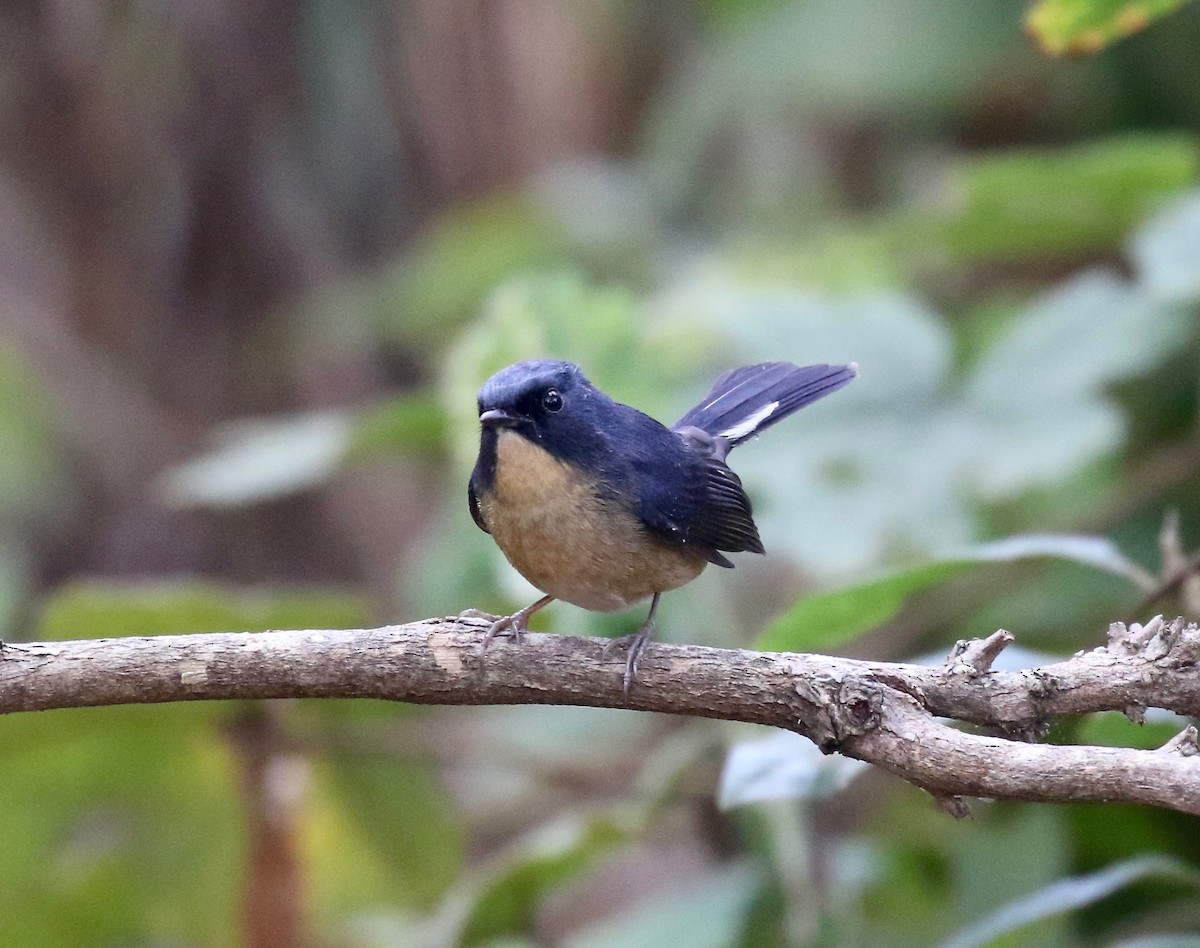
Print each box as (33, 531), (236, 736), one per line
(542, 389), (563, 412)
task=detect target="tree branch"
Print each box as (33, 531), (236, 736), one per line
(2, 615), (1198, 815)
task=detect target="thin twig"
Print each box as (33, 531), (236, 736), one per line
(1137, 512), (1200, 612)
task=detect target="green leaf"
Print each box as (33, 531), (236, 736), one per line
(904, 136), (1200, 262)
(865, 799), (1071, 943)
(460, 819), (625, 947)
(1025, 0), (1192, 56)
(724, 226), (907, 293)
(379, 197), (569, 346)
(37, 579), (369, 639)
(942, 856), (1200, 948)
(756, 534), (1149, 652)
(756, 560), (970, 652)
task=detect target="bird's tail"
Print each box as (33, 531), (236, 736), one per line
(673, 361), (857, 449)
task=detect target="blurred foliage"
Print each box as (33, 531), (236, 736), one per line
(3, 1), (1200, 946)
(731, 135), (1200, 288)
(1026, 0), (1195, 56)
(942, 856), (1200, 948)
(309, 753), (465, 914)
(297, 197), (573, 360)
(567, 863), (762, 948)
(0, 704), (243, 947)
(459, 819), (625, 947)
(38, 580), (370, 639)
(0, 343), (71, 530)
(719, 731), (869, 808)
(900, 136), (1197, 262)
(755, 534), (1151, 653)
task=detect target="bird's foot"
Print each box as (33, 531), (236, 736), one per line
(459, 608), (510, 648)
(601, 621), (654, 697)
(465, 595), (555, 654)
(471, 608), (533, 653)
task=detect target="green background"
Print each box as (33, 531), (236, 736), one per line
(1, 0), (1199, 945)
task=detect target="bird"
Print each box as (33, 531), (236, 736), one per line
(466, 358), (857, 694)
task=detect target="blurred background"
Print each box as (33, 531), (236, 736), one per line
(2, 0), (1200, 945)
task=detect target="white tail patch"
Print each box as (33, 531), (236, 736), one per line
(720, 400), (777, 441)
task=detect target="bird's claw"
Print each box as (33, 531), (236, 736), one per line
(458, 608), (507, 651)
(466, 595), (554, 655)
(485, 614), (526, 649)
(602, 625), (653, 698)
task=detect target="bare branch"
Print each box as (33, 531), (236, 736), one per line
(2, 616), (1199, 815)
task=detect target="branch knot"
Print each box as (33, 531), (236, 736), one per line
(795, 675), (885, 754)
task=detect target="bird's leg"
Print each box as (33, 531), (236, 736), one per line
(476, 595), (555, 652)
(601, 593), (660, 697)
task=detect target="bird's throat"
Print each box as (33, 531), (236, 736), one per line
(487, 430), (582, 518)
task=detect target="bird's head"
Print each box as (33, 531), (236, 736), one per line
(476, 360), (594, 445)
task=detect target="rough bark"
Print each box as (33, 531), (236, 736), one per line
(2, 615), (1198, 815)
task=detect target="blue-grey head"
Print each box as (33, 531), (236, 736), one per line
(476, 360), (594, 440)
(472, 359), (630, 487)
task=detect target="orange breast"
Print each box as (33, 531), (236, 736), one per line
(477, 431), (706, 612)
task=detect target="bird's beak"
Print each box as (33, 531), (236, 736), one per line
(479, 407), (519, 427)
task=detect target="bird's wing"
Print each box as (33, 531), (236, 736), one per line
(687, 458), (764, 556)
(636, 454), (763, 568)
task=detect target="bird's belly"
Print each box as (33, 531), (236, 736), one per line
(479, 432), (706, 612)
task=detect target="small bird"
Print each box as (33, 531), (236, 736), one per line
(467, 358), (857, 693)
